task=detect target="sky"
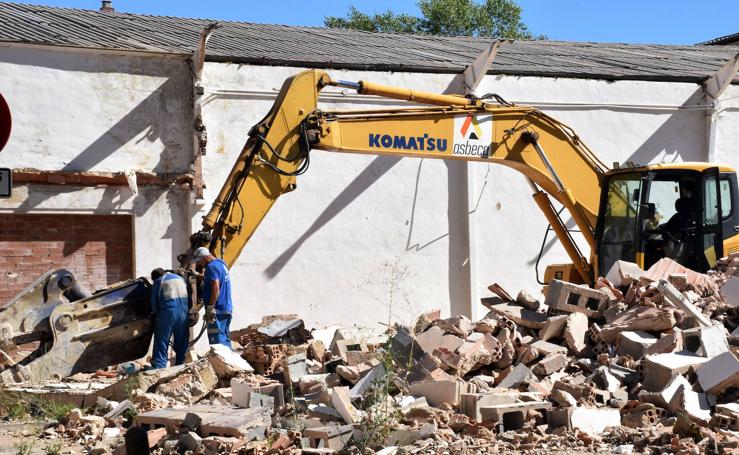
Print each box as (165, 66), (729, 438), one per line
(32, 0), (738, 45)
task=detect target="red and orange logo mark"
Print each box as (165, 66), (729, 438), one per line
(460, 114), (483, 140)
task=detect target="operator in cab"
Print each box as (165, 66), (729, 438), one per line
(192, 247), (233, 348)
(150, 268), (190, 369)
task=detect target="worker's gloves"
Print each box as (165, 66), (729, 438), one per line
(204, 306), (216, 323)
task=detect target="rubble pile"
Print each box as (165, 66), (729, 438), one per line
(3, 256), (739, 454)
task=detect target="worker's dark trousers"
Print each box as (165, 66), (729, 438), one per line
(152, 307), (189, 369)
(207, 313), (232, 348)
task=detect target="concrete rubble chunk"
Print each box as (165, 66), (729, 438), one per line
(516, 290), (540, 311)
(564, 312), (589, 355)
(696, 351), (739, 395)
(550, 388), (578, 407)
(330, 386), (363, 424)
(154, 358), (218, 404)
(681, 325), (729, 358)
(415, 325), (464, 355)
(605, 260), (645, 286)
(644, 257), (714, 292)
(538, 314), (568, 341)
(530, 340), (568, 356)
(617, 331), (658, 359)
(679, 386), (712, 423)
(570, 407), (621, 436)
(644, 330), (683, 356)
(410, 380), (462, 407)
(720, 277), (739, 307)
(482, 301), (547, 329)
(497, 363), (535, 388)
(206, 343), (254, 378)
(532, 353), (568, 376)
(642, 351), (711, 391)
(600, 306), (676, 344)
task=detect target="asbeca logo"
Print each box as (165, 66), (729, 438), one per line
(453, 113), (493, 157)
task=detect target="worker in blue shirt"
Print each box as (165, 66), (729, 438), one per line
(193, 247), (233, 348)
(149, 268), (190, 369)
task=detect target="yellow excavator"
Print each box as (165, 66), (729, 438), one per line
(190, 70), (739, 285)
(2, 72), (737, 383)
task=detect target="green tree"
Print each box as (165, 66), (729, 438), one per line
(325, 0), (543, 39)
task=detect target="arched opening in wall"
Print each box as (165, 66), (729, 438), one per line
(0, 213), (135, 303)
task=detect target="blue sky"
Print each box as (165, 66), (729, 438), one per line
(36, 0), (737, 45)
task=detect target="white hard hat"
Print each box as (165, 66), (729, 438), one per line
(192, 247), (211, 261)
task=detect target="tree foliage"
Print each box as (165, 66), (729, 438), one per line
(325, 0), (543, 39)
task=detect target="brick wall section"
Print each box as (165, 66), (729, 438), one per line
(0, 214), (134, 302)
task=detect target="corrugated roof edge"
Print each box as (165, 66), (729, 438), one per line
(203, 54), (715, 83)
(1, 2), (739, 84)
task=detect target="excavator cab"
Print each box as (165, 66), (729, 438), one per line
(596, 164), (739, 276)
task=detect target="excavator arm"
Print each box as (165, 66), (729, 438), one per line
(195, 70), (609, 283)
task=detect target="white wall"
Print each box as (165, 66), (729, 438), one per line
(200, 63), (725, 330)
(0, 46), (193, 279)
(0, 45), (193, 174)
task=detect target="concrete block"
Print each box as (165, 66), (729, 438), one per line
(605, 260), (644, 287)
(284, 353), (309, 384)
(642, 351), (710, 391)
(230, 378), (253, 408)
(550, 389), (577, 407)
(307, 404), (343, 421)
(617, 331), (657, 359)
(538, 315), (568, 341)
(532, 353), (568, 376)
(621, 403), (660, 428)
(179, 431), (202, 452)
(303, 424), (354, 450)
(570, 407), (621, 436)
(415, 326), (463, 355)
(720, 277), (739, 307)
(206, 344), (254, 379)
(644, 330), (682, 356)
(564, 312), (589, 355)
(530, 340), (568, 356)
(349, 364), (385, 400)
(681, 325), (729, 358)
(545, 280), (608, 317)
(460, 391), (544, 422)
(479, 401), (551, 430)
(681, 387), (712, 423)
(594, 366), (621, 392)
(331, 387), (363, 424)
(496, 363), (535, 389)
(653, 374), (691, 410)
(409, 380), (461, 407)
(696, 351), (739, 394)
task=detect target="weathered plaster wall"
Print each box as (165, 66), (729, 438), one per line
(715, 84), (739, 169)
(0, 45), (193, 174)
(0, 46), (193, 283)
(200, 63), (723, 330)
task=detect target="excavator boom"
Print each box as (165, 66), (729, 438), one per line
(198, 70), (608, 282)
